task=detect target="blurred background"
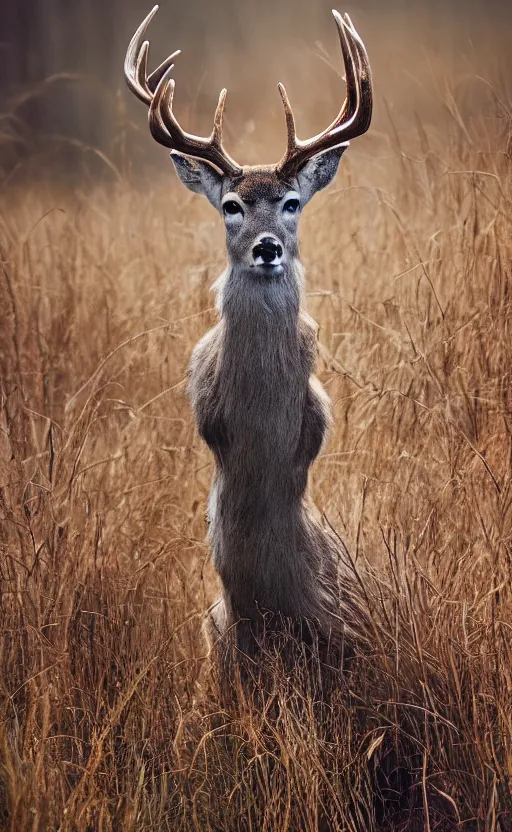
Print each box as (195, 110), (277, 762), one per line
(1, 0), (511, 181)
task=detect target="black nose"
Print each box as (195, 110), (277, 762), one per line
(252, 236), (283, 264)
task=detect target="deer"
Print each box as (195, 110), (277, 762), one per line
(124, 6), (373, 663)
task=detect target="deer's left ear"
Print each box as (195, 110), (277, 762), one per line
(170, 152), (223, 210)
(296, 144), (348, 205)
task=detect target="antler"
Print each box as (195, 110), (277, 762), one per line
(276, 11), (373, 179)
(124, 5), (242, 176)
(125, 7), (371, 179)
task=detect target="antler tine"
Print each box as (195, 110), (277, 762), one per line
(332, 11), (359, 127)
(277, 10), (372, 178)
(343, 13), (372, 135)
(124, 5), (159, 105)
(125, 7), (242, 176)
(134, 41), (151, 103)
(147, 50), (181, 94)
(212, 89), (228, 142)
(277, 83), (297, 161)
(149, 67), (241, 175)
(147, 68), (176, 149)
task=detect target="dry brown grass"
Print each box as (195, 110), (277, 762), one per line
(1, 50), (512, 830)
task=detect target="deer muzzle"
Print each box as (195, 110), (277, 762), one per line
(251, 236), (284, 273)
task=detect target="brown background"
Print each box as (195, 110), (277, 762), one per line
(1, 0), (511, 175)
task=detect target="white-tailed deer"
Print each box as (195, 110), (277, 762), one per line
(125, 6), (373, 657)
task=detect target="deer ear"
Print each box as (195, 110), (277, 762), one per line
(296, 144), (348, 204)
(170, 152), (223, 210)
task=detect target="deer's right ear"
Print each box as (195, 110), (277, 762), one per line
(170, 152), (223, 210)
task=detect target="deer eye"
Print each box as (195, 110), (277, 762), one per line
(223, 200), (243, 216)
(283, 198), (300, 214)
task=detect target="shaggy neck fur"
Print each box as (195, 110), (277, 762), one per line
(188, 258), (341, 640)
(216, 263), (307, 611)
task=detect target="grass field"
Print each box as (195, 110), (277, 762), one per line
(1, 25), (512, 829)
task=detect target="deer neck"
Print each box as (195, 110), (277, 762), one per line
(211, 259), (315, 617)
(218, 259), (305, 449)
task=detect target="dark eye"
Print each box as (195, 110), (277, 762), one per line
(283, 198), (300, 214)
(223, 200), (243, 216)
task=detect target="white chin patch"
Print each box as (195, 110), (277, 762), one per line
(253, 255), (281, 267)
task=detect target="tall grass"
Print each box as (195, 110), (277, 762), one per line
(1, 65), (512, 830)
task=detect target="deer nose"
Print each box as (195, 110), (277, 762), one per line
(251, 235), (283, 267)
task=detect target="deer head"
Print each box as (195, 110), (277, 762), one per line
(125, 5), (372, 278)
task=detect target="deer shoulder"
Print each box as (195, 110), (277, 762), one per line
(298, 312), (332, 467)
(187, 323), (229, 458)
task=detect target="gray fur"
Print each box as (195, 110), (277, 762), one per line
(182, 161), (352, 651)
(171, 152), (223, 209)
(296, 145), (348, 204)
